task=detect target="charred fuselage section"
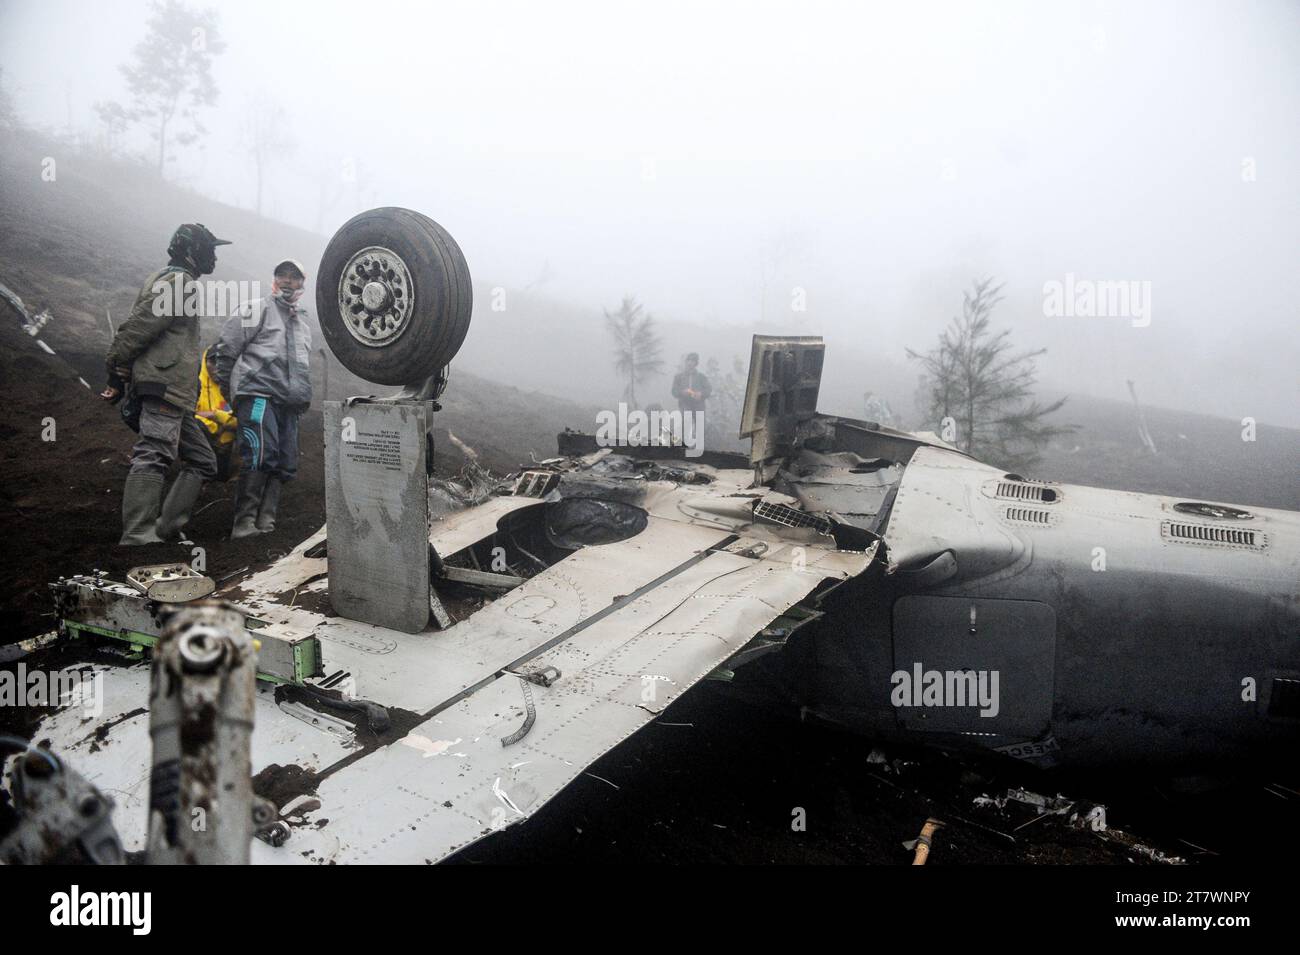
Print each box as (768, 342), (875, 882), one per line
(723, 408), (1300, 772)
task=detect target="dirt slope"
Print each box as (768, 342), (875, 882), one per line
(0, 128), (610, 644)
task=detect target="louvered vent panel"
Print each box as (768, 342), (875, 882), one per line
(514, 470), (558, 498)
(1162, 521), (1266, 550)
(994, 481), (1059, 503)
(1005, 506), (1052, 525)
(753, 500), (833, 534)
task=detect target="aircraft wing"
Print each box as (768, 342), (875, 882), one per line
(33, 470), (873, 863)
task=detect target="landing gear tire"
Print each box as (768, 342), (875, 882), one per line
(316, 207), (473, 386)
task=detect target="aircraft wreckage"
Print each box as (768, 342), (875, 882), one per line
(3, 208), (1297, 864)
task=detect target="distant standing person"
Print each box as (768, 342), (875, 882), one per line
(101, 223), (230, 545)
(212, 259), (312, 539)
(671, 352), (712, 414)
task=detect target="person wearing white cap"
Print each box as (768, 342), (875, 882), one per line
(211, 259), (312, 538)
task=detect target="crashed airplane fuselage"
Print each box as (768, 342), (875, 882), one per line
(15, 211), (1300, 865)
(633, 334), (1300, 771)
(770, 419), (1300, 769)
(32, 334), (1300, 864)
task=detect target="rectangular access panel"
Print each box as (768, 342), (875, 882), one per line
(892, 595), (1056, 738)
(324, 400), (433, 633)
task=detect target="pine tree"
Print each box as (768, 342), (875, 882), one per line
(907, 278), (1071, 471)
(604, 296), (664, 407)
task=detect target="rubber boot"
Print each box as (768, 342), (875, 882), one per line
(255, 476), (283, 533)
(119, 472), (164, 545)
(157, 470), (205, 542)
(231, 470), (268, 539)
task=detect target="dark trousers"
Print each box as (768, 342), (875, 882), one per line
(130, 397), (218, 479)
(235, 395), (300, 481)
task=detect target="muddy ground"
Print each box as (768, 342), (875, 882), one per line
(450, 678), (1300, 865)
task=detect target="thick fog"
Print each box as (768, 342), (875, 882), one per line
(2, 0), (1297, 425)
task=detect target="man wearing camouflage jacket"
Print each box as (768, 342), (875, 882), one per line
(102, 223), (230, 545)
(212, 259), (312, 538)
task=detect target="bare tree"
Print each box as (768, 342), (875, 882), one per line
(907, 278), (1071, 470)
(524, 259), (556, 292)
(246, 99), (296, 215)
(704, 354), (747, 451)
(310, 153), (375, 232)
(96, 0), (225, 175)
(312, 158), (346, 234)
(604, 295), (664, 407)
(94, 100), (131, 155)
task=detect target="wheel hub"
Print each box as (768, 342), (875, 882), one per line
(360, 281), (390, 311)
(338, 246), (414, 347)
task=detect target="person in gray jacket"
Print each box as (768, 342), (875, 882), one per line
(212, 259), (312, 538)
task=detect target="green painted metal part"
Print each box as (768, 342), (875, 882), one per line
(291, 635), (319, 684)
(61, 620), (315, 685)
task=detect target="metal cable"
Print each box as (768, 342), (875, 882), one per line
(499, 677), (536, 747)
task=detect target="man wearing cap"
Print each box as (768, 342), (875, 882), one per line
(102, 223), (230, 545)
(212, 259), (312, 538)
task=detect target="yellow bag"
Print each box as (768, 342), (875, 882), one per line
(196, 348), (238, 479)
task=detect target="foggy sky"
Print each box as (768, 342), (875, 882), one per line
(2, 0), (1297, 425)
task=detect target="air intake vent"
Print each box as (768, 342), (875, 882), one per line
(1005, 507), (1052, 525)
(1162, 520), (1266, 550)
(991, 481), (1060, 504)
(514, 470), (559, 498)
(753, 500), (833, 535)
